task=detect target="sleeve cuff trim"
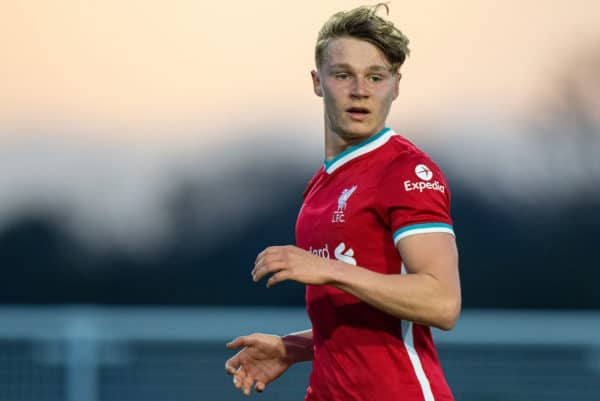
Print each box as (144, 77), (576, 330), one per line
(393, 223), (454, 244)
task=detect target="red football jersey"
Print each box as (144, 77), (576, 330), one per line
(296, 127), (455, 401)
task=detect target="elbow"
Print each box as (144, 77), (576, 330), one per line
(434, 296), (461, 331)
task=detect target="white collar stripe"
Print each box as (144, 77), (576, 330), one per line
(325, 128), (397, 174)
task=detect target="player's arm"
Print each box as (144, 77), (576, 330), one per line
(330, 232), (460, 330)
(225, 329), (313, 395)
(253, 233), (460, 330)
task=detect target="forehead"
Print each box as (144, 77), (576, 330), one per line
(321, 37), (391, 70)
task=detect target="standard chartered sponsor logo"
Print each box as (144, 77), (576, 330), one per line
(404, 180), (445, 193)
(309, 244), (330, 259)
(334, 242), (357, 266)
(308, 242), (357, 266)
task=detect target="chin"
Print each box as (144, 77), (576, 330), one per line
(343, 124), (377, 139)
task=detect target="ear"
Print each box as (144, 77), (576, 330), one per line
(392, 72), (402, 100)
(311, 70), (323, 97)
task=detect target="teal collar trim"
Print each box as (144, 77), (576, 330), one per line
(324, 127), (394, 174)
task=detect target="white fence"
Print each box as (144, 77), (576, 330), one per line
(0, 307), (599, 401)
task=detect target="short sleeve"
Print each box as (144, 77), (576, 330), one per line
(377, 151), (454, 246)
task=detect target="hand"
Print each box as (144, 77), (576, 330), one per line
(251, 245), (332, 288)
(225, 333), (291, 396)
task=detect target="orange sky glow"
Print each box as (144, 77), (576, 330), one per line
(1, 0), (599, 142)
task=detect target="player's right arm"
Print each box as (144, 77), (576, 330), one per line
(225, 329), (313, 395)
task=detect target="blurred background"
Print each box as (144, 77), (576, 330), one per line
(1, 1), (599, 400)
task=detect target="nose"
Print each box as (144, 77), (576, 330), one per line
(350, 77), (369, 99)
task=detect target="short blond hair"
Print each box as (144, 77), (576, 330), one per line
(315, 3), (410, 72)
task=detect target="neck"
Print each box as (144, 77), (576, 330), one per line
(324, 128), (349, 161)
(324, 124), (386, 161)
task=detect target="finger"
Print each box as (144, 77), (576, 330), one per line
(252, 248), (271, 276)
(234, 368), (246, 390)
(266, 271), (288, 288)
(235, 375), (244, 390)
(225, 358), (240, 375)
(255, 257), (288, 283)
(252, 253), (273, 280)
(255, 247), (269, 262)
(251, 258), (260, 278)
(255, 381), (266, 392)
(225, 359), (241, 375)
(242, 372), (255, 396)
(252, 259), (269, 282)
(252, 246), (285, 277)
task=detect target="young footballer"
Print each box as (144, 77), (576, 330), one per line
(226, 4), (460, 400)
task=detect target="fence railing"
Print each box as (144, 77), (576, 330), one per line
(1, 307), (599, 401)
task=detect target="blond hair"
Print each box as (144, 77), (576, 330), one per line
(315, 3), (410, 72)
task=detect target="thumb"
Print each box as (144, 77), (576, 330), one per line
(226, 337), (244, 349)
(227, 335), (259, 349)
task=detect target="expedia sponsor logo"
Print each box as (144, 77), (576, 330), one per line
(415, 164), (433, 181)
(404, 163), (445, 193)
(404, 180), (445, 193)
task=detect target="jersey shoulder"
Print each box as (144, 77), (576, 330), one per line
(380, 134), (454, 242)
(378, 133), (452, 207)
(381, 134), (446, 179)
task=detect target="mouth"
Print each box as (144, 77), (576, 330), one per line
(346, 107), (371, 121)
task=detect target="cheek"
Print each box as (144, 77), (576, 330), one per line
(323, 89), (343, 112)
(322, 81), (346, 100)
(324, 98), (342, 122)
(379, 88), (397, 108)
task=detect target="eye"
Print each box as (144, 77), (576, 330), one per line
(335, 72), (351, 80)
(368, 75), (383, 83)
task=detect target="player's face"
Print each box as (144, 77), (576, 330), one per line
(312, 37), (400, 142)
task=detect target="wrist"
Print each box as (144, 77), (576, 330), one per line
(326, 259), (348, 286)
(281, 333), (314, 364)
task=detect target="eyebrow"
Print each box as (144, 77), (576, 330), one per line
(329, 63), (391, 72)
